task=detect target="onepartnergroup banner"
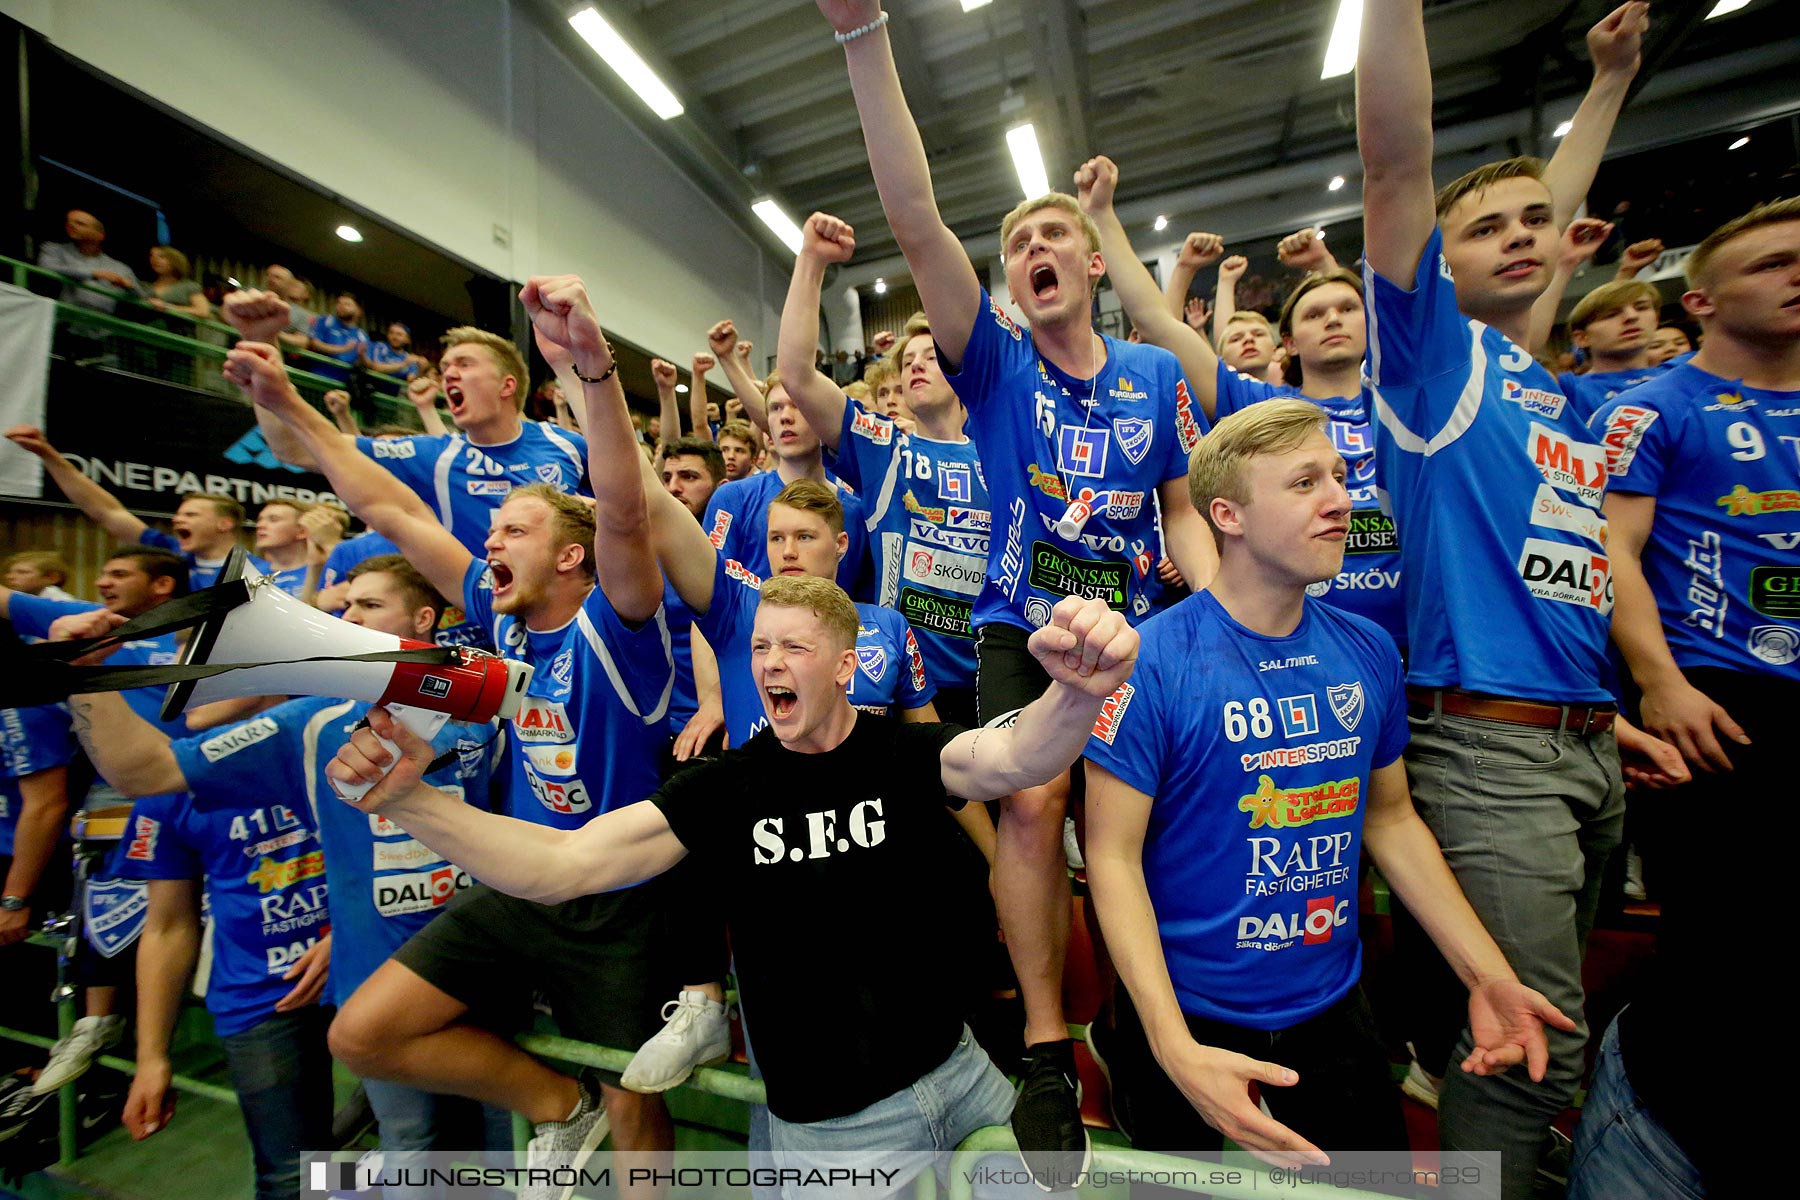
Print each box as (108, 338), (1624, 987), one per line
(304, 1148), (1502, 1199)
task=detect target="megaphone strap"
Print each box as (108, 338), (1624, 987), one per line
(21, 583), (251, 664)
(6, 648), (459, 709)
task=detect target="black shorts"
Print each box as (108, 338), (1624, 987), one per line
(974, 623), (1084, 808)
(931, 686), (978, 731)
(392, 882), (671, 1055)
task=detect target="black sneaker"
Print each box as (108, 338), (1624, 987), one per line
(1011, 1040), (1090, 1192)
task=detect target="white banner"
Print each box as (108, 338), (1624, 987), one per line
(0, 285), (54, 497)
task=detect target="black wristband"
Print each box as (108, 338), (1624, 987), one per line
(572, 342), (618, 383)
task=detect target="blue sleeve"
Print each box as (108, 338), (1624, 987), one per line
(6, 593), (100, 641)
(694, 555), (755, 650)
(320, 541), (355, 594)
(837, 491), (873, 598)
(1081, 665), (1165, 800)
(1213, 360), (1284, 420)
(895, 619), (935, 709)
(115, 795), (203, 881)
(577, 586), (676, 725)
(461, 558), (498, 640)
(171, 702), (316, 811)
(1590, 393), (1671, 495)
(825, 398), (900, 494)
(2, 705), (77, 776)
(939, 288), (1025, 409)
(354, 435), (439, 501)
(1362, 228), (1477, 392)
(1166, 361), (1207, 482)
(702, 480), (743, 555)
(1371, 640), (1411, 770)
(138, 527), (181, 555)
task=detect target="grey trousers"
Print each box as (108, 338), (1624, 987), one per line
(1403, 707), (1624, 1200)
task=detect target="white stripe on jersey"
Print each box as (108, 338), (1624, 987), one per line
(537, 422), (585, 479)
(575, 605), (674, 725)
(432, 438), (462, 528)
(1369, 323), (1488, 457)
(864, 437), (902, 533)
(301, 699), (358, 826)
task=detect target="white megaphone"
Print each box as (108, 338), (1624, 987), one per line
(163, 547), (533, 798)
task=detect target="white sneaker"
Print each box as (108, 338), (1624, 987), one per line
(1400, 1053), (1441, 1110)
(1062, 817), (1085, 871)
(1624, 848), (1647, 901)
(621, 990), (730, 1094)
(523, 1074), (609, 1200)
(32, 1015), (125, 1095)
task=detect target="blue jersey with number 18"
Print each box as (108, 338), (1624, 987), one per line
(1364, 230), (1613, 700)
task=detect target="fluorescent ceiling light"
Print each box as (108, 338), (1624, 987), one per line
(1328, 175), (1346, 192)
(1707, 1), (1750, 18)
(336, 225), (363, 243)
(752, 199), (804, 253)
(1153, 215), (1169, 231)
(1320, 0), (1362, 79)
(675, 384), (689, 393)
(1729, 136), (1750, 150)
(874, 278), (888, 294)
(1553, 120), (1573, 138)
(1006, 124), (1051, 200)
(569, 6), (684, 120)
(961, 0), (993, 11)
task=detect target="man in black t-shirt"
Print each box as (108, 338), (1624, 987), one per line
(328, 576), (1137, 1193)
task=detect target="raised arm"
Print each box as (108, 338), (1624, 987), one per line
(1541, 3), (1649, 228)
(48, 610), (193, 795)
(322, 389), (362, 436)
(1076, 158), (1222, 413)
(5, 425), (149, 543)
(939, 597), (1137, 800)
(652, 357), (684, 449)
(639, 451), (722, 616)
(1356, 0), (1441, 284)
(221, 290), (331, 470)
(521, 275), (663, 623)
(689, 354), (717, 443)
(1614, 237), (1663, 281)
(1528, 217), (1613, 355)
(1276, 228), (1339, 275)
(819, 0), (981, 362)
(1212, 256), (1245, 347)
(777, 213), (858, 453)
(1162, 234), (1220, 324)
(331, 707), (687, 902)
(708, 321), (768, 431)
(223, 342), (472, 602)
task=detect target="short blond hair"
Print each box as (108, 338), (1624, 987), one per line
(5, 549), (69, 584)
(888, 312), (931, 376)
(844, 381), (872, 403)
(1435, 156), (1546, 221)
(1188, 399), (1329, 548)
(1686, 196), (1800, 290)
(863, 360), (896, 392)
(759, 574), (859, 653)
(507, 482), (596, 578)
(771, 478), (845, 536)
(1216, 310), (1276, 352)
(442, 327), (529, 410)
(1569, 280), (1661, 332)
(999, 193), (1101, 259)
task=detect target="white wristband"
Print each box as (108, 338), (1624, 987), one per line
(835, 11), (889, 45)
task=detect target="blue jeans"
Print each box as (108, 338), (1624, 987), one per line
(1404, 708), (1624, 1200)
(363, 1080), (512, 1200)
(219, 1006), (336, 1200)
(1567, 1017), (1704, 1200)
(768, 1026), (1021, 1200)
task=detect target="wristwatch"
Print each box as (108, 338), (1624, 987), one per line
(0, 895), (26, 912)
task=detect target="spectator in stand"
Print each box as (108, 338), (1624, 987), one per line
(364, 322), (428, 381)
(309, 292), (371, 383)
(254, 502), (316, 597)
(4, 427), (257, 590)
(1559, 278), (1670, 421)
(1645, 323), (1693, 365)
(37, 209), (137, 313)
(262, 265), (316, 353)
(3, 551), (76, 602)
(137, 246), (211, 320)
(1174, 242), (1287, 387)
(716, 419), (758, 482)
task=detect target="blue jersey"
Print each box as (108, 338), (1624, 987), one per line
(1084, 590), (1408, 1029)
(366, 340), (419, 379)
(355, 423), (590, 556)
(0, 705), (78, 857)
(941, 290), (1204, 632)
(701, 469), (870, 597)
(462, 560), (671, 828)
(1364, 231), (1613, 700)
(1593, 363), (1800, 680)
(664, 581), (699, 732)
(1216, 365), (1404, 646)
(309, 314), (369, 382)
(1559, 364), (1669, 425)
(320, 530), (487, 649)
(115, 786), (326, 1037)
(260, 563), (310, 599)
(825, 397), (988, 689)
(174, 697), (498, 1002)
(694, 555), (934, 747)
(138, 528), (269, 591)
(8, 595), (188, 739)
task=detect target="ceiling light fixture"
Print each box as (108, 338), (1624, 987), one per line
(1006, 124), (1051, 200)
(675, 384), (689, 394)
(568, 6), (684, 120)
(1706, 1), (1750, 18)
(961, 0), (993, 11)
(1729, 135), (1750, 150)
(751, 199), (804, 254)
(1321, 0), (1362, 79)
(336, 225), (363, 243)
(1328, 175), (1346, 192)
(874, 278), (888, 294)
(1153, 215), (1169, 231)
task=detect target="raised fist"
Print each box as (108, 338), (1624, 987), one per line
(1557, 217), (1615, 270)
(871, 330), (897, 355)
(221, 290), (291, 343)
(1074, 156), (1119, 215)
(322, 390), (351, 417)
(707, 319), (739, 358)
(803, 212), (856, 265)
(1587, 2), (1648, 80)
(650, 358), (679, 390)
(1277, 228), (1336, 274)
(1180, 234), (1225, 272)
(1617, 238), (1664, 278)
(520, 275), (610, 376)
(1217, 254), (1247, 283)
(693, 352), (717, 374)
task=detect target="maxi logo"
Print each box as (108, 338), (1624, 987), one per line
(906, 629), (926, 693)
(126, 816), (160, 862)
(1749, 567), (1800, 619)
(1058, 427), (1109, 478)
(1237, 775), (1361, 829)
(708, 509), (732, 549)
(1026, 464), (1070, 502)
(1517, 538), (1614, 613)
(899, 587), (973, 639)
(852, 408), (894, 445)
(1529, 422), (1608, 509)
(1027, 541), (1128, 608)
(514, 700), (573, 745)
(1090, 682), (1135, 745)
(938, 461), (971, 502)
(1599, 405), (1658, 476)
(1344, 510), (1397, 555)
(1175, 379), (1201, 453)
(1113, 418), (1153, 466)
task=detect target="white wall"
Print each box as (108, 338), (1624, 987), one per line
(2, 0), (784, 363)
